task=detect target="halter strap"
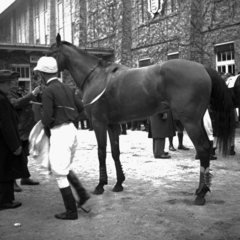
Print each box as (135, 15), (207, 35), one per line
(48, 45), (100, 90)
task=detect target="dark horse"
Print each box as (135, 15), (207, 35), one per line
(48, 34), (235, 205)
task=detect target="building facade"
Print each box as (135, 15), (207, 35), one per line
(0, 0), (240, 91)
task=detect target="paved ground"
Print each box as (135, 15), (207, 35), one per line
(1, 127), (240, 240)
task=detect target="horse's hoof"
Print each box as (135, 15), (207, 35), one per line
(92, 187), (104, 195)
(112, 184), (124, 192)
(194, 196), (206, 206)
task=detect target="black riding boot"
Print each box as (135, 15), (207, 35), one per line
(55, 186), (78, 220)
(67, 170), (90, 207)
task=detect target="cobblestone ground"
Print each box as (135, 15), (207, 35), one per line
(1, 128), (240, 240)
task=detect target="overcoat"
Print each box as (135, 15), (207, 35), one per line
(148, 108), (176, 139)
(7, 86), (36, 141)
(0, 91), (30, 181)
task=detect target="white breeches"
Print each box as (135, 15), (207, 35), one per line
(203, 110), (213, 141)
(49, 123), (78, 177)
(56, 176), (70, 188)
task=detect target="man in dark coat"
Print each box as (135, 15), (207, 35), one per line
(0, 70), (30, 210)
(7, 72), (41, 192)
(149, 108), (175, 159)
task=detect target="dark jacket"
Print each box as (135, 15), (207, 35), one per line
(149, 109), (175, 139)
(0, 91), (30, 181)
(7, 86), (37, 140)
(42, 79), (84, 129)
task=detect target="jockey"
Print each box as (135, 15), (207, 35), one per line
(33, 56), (90, 220)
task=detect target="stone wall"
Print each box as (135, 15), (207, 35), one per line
(131, 0), (192, 66)
(200, 0), (240, 71)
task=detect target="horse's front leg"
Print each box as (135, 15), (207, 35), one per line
(108, 124), (125, 192)
(92, 122), (108, 195)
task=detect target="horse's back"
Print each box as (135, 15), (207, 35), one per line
(117, 59), (211, 101)
(105, 59), (212, 122)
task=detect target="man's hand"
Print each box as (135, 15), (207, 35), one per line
(32, 86), (41, 97)
(13, 146), (22, 155)
(162, 113), (168, 120)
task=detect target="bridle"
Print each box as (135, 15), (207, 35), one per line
(47, 44), (100, 90)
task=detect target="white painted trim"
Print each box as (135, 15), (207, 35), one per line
(138, 57), (151, 61)
(167, 51), (179, 56)
(214, 41), (234, 47)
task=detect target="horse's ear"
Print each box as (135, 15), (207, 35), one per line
(56, 33), (61, 47)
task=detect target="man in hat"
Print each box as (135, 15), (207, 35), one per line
(33, 56), (90, 220)
(7, 71), (41, 192)
(0, 70), (30, 210)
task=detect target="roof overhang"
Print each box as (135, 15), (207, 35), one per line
(0, 43), (114, 56)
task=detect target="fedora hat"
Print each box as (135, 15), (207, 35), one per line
(0, 70), (20, 82)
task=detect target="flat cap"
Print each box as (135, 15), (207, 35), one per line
(0, 70), (20, 82)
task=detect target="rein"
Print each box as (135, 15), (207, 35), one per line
(49, 45), (100, 90)
(49, 45), (106, 107)
(81, 62), (100, 90)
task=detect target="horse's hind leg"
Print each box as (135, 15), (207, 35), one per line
(108, 124), (125, 192)
(184, 120), (212, 205)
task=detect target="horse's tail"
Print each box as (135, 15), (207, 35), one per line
(205, 67), (235, 156)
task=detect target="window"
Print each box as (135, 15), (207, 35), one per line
(137, 0), (145, 25)
(58, 1), (63, 37)
(17, 16), (21, 43)
(139, 58), (151, 67)
(215, 42), (235, 75)
(44, 0), (48, 44)
(44, 11), (48, 44)
(23, 12), (27, 43)
(166, 0), (178, 14)
(167, 52), (179, 60)
(11, 65), (31, 92)
(89, 11), (98, 40)
(107, 4), (114, 34)
(35, 2), (40, 43)
(44, 0), (48, 11)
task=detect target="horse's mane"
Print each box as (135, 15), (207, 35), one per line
(58, 41), (128, 73)
(60, 40), (100, 62)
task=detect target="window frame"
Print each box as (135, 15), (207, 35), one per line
(138, 58), (151, 67)
(167, 52), (179, 60)
(11, 64), (31, 92)
(215, 42), (235, 75)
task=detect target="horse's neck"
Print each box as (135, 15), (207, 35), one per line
(64, 46), (98, 86)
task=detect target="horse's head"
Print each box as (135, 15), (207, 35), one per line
(47, 34), (102, 90)
(47, 34), (67, 72)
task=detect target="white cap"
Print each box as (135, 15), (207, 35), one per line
(34, 56), (58, 73)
